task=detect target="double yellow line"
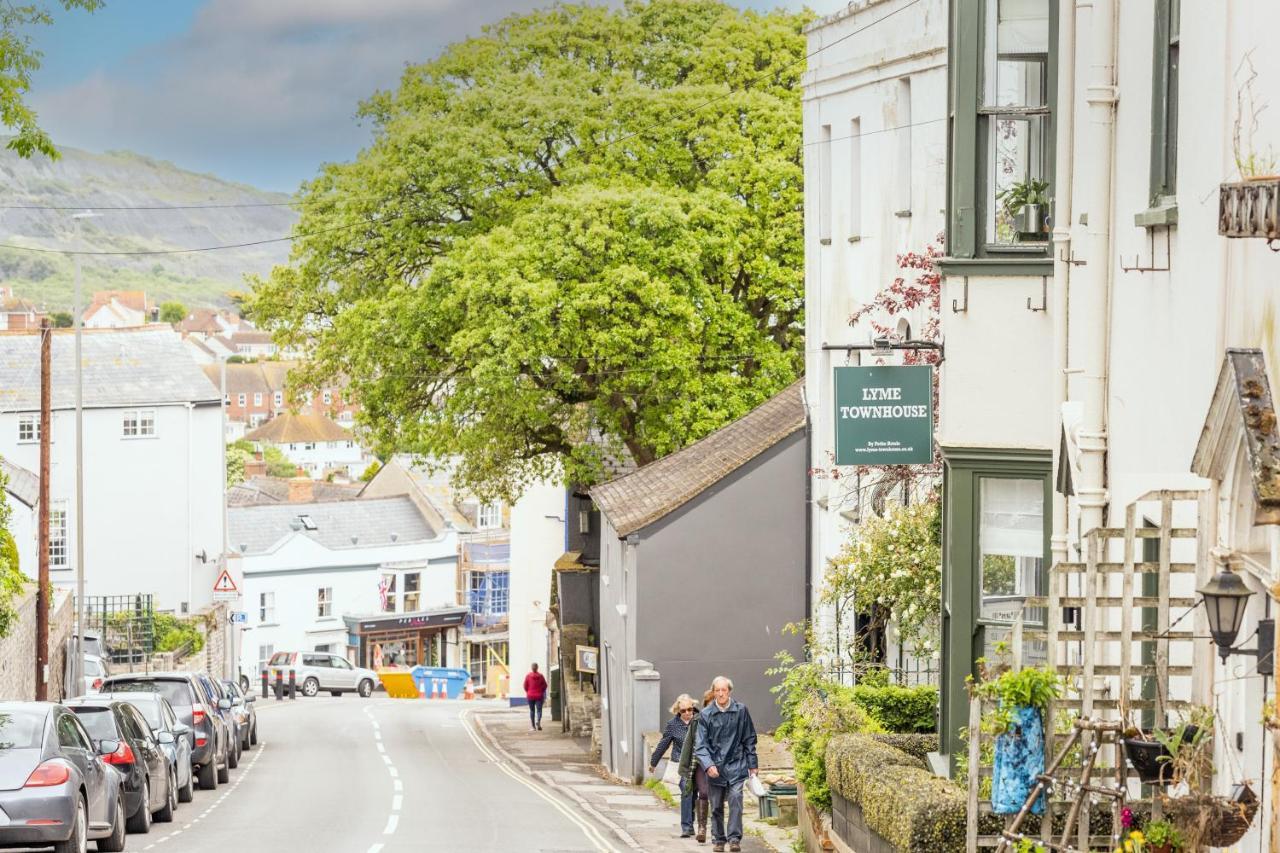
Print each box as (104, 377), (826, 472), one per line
(458, 709), (620, 853)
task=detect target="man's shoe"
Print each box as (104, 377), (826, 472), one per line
(712, 845), (725, 852)
(537, 723), (543, 730)
(729, 844), (741, 852)
(681, 830), (694, 838)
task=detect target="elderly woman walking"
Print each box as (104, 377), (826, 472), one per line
(678, 688), (715, 843)
(649, 694), (700, 838)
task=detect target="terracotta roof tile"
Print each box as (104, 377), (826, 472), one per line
(244, 412), (353, 444)
(591, 380), (805, 537)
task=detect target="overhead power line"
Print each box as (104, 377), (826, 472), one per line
(0, 0), (925, 252)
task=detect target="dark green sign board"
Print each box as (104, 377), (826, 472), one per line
(834, 365), (934, 465)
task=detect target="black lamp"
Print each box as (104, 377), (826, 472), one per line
(1197, 568), (1274, 674)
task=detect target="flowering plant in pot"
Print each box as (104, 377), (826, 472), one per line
(968, 656), (1062, 816)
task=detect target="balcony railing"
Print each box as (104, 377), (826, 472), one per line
(1219, 178), (1280, 244)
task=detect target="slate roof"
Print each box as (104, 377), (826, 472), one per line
(202, 363), (273, 396)
(0, 457), (38, 508)
(244, 413), (352, 444)
(591, 380), (805, 537)
(227, 476), (365, 507)
(0, 326), (220, 410)
(228, 495), (437, 555)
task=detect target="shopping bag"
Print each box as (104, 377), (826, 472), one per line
(661, 759), (682, 787)
(746, 775), (767, 798)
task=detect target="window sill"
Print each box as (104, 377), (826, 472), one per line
(938, 257), (1054, 277)
(1134, 202), (1178, 229)
(121, 435), (158, 440)
(258, 622), (280, 629)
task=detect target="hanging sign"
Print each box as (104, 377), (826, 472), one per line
(834, 365), (934, 465)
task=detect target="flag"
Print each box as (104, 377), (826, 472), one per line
(378, 575), (390, 611)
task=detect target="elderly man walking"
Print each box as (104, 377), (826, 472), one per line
(693, 676), (757, 852)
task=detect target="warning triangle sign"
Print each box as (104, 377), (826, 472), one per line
(212, 569), (238, 594)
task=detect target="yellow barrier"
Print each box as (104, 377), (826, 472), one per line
(378, 671), (419, 699)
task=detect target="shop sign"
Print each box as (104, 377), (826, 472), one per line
(834, 365), (933, 465)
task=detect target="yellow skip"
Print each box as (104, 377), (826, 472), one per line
(378, 671), (419, 699)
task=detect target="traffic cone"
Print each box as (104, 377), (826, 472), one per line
(418, 679), (427, 700)
(432, 679), (443, 699)
(463, 678), (475, 700)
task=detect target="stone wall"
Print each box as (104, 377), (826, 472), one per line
(0, 584), (75, 701)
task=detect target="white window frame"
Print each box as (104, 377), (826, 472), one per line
(49, 502), (68, 569)
(317, 587), (332, 618)
(237, 393), (247, 407)
(273, 391), (283, 407)
(322, 390), (332, 405)
(259, 591), (276, 623)
(121, 409), (156, 438)
(253, 392), (263, 406)
(18, 413), (40, 443)
(477, 502), (502, 530)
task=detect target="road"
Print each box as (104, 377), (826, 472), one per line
(115, 696), (619, 853)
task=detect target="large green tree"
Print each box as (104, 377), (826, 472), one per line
(1, 1), (103, 158)
(251, 0), (808, 498)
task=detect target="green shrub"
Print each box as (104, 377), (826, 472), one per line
(851, 683), (938, 733)
(870, 733), (938, 763)
(153, 613), (205, 655)
(826, 733), (967, 853)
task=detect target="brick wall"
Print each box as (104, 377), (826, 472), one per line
(0, 584), (74, 701)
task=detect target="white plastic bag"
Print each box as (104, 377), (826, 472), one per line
(747, 775), (767, 798)
(662, 760), (682, 787)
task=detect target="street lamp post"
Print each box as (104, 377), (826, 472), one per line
(69, 210), (98, 693)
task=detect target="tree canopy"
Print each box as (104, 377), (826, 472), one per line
(1, 1), (103, 158)
(250, 0), (809, 498)
(158, 301), (187, 324)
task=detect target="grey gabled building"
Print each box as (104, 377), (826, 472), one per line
(590, 380), (808, 781)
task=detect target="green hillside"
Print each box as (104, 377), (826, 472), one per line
(0, 146), (299, 310)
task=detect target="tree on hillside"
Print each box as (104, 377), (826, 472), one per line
(1, 1), (104, 158)
(158, 301), (187, 324)
(251, 0), (809, 499)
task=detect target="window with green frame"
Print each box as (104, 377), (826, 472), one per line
(946, 0), (1057, 270)
(1144, 0), (1179, 219)
(938, 447), (1051, 763)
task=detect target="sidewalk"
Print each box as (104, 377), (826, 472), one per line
(473, 707), (791, 853)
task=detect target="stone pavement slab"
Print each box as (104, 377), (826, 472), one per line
(475, 708), (792, 853)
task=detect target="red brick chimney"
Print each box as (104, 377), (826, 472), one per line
(288, 475), (314, 503)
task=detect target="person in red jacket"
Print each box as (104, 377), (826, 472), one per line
(523, 663), (548, 731)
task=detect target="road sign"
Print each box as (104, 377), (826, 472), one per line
(212, 569), (239, 600)
(833, 365), (934, 465)
(228, 611), (248, 624)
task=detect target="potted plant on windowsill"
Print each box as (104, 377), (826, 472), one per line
(998, 179), (1051, 241)
(1121, 716), (1204, 785)
(968, 659), (1062, 816)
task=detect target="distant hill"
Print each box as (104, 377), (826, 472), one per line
(0, 146), (299, 311)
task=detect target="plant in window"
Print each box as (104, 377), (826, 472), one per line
(997, 179), (1050, 237)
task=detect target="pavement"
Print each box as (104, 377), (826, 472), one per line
(472, 707), (791, 853)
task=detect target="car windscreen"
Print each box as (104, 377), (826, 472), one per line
(83, 658), (104, 677)
(0, 708), (46, 748)
(119, 699), (161, 729)
(106, 679), (194, 708)
(69, 708), (118, 740)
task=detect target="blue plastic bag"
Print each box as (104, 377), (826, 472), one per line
(992, 704), (1046, 815)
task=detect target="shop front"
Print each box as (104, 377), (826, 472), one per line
(346, 606), (469, 671)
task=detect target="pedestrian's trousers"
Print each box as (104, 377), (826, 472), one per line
(528, 698), (544, 727)
(708, 779), (745, 843)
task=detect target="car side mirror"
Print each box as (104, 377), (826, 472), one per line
(232, 697), (244, 707)
(244, 694), (256, 704)
(97, 739), (120, 756)
(156, 731), (175, 745)
(218, 699), (232, 711)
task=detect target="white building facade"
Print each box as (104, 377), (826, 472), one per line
(936, 0), (1280, 844)
(0, 327), (225, 614)
(803, 0), (947, 665)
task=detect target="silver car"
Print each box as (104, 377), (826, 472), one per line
(0, 702), (128, 853)
(267, 652), (377, 698)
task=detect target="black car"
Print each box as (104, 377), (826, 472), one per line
(0, 702), (127, 853)
(99, 672), (230, 790)
(99, 692), (196, 805)
(65, 698), (176, 834)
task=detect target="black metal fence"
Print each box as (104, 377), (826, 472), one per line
(81, 595), (155, 664)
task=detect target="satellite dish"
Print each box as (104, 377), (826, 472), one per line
(195, 549), (208, 564)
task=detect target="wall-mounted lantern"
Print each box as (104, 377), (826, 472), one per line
(1197, 568), (1274, 674)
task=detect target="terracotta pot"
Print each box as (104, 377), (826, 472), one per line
(1149, 843), (1173, 853)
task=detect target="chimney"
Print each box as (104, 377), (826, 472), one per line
(244, 457), (267, 479)
(288, 475), (314, 503)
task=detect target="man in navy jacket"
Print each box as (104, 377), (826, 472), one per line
(693, 676), (758, 852)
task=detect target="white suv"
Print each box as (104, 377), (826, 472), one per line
(266, 652), (378, 698)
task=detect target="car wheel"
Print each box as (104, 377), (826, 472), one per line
(358, 679), (374, 698)
(153, 768), (176, 823)
(228, 739), (239, 769)
(216, 745), (230, 784)
(126, 778), (152, 834)
(52, 792), (86, 853)
(197, 760), (217, 790)
(302, 677), (320, 697)
(96, 794), (126, 853)
(249, 721), (258, 746)
(242, 726), (251, 751)
(178, 764), (195, 803)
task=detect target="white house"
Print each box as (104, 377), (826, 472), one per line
(932, 0), (1280, 842)
(243, 413), (368, 480)
(229, 495), (462, 678)
(803, 0), (947, 666)
(0, 326), (225, 614)
(81, 291), (150, 329)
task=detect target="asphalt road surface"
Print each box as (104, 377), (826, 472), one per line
(108, 696), (619, 853)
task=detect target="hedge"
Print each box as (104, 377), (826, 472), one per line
(850, 683), (938, 733)
(826, 733), (967, 853)
(869, 733), (938, 763)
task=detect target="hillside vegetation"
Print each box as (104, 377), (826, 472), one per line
(0, 145), (298, 309)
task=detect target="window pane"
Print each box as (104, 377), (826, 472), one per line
(984, 0), (1049, 107)
(979, 477), (1044, 623)
(987, 115), (1050, 244)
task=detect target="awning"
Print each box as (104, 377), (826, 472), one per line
(349, 606), (470, 634)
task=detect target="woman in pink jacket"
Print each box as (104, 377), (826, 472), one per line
(523, 663), (548, 731)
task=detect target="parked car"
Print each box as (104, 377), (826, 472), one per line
(64, 697), (175, 834)
(267, 651), (378, 698)
(200, 676), (241, 770)
(98, 672), (230, 791)
(0, 702), (127, 852)
(220, 679), (258, 750)
(82, 654), (110, 695)
(99, 692), (195, 805)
